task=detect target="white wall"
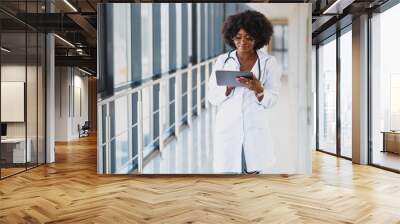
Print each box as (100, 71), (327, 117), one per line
(1, 65), (38, 137)
(55, 67), (89, 141)
(1, 63), (46, 164)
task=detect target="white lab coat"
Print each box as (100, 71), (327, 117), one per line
(207, 49), (282, 173)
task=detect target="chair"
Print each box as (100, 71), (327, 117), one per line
(79, 121), (90, 138)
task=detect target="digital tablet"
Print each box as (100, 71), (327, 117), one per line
(215, 70), (253, 87)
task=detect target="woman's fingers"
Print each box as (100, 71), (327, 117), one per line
(235, 77), (252, 89)
(236, 76), (249, 84)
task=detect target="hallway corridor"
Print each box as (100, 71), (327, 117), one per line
(143, 110), (214, 174)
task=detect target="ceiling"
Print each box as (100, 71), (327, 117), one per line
(0, 0), (392, 74)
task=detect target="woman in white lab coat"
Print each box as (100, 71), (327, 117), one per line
(208, 10), (282, 174)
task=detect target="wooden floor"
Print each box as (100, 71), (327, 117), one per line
(1, 135), (400, 223)
(0, 167), (26, 178)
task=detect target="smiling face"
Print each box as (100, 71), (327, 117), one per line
(233, 29), (256, 54)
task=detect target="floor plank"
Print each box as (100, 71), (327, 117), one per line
(1, 134), (400, 223)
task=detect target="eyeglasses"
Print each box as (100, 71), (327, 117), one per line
(233, 36), (255, 43)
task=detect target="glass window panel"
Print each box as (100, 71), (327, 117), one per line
(182, 95), (188, 117)
(312, 46), (317, 145)
(141, 4), (153, 79)
(390, 74), (400, 130)
(283, 25), (288, 50)
(131, 94), (138, 165)
(371, 4), (400, 171)
(113, 4), (131, 87)
(271, 24), (288, 73)
(201, 66), (205, 82)
(272, 25), (283, 50)
(169, 77), (175, 130)
(197, 4), (201, 63)
(182, 72), (188, 94)
(209, 64), (213, 78)
(201, 4), (206, 61)
(114, 96), (129, 137)
(38, 33), (46, 165)
(206, 4), (211, 59)
(181, 4), (188, 67)
(102, 145), (107, 173)
(176, 3), (182, 69)
(131, 93), (138, 125)
(200, 66), (205, 100)
(201, 84), (205, 100)
(192, 68), (197, 114)
(132, 125), (138, 159)
(169, 102), (175, 132)
(160, 3), (169, 74)
(109, 101), (116, 138)
(27, 31), (38, 168)
(159, 82), (169, 138)
(142, 87), (152, 148)
(131, 4), (141, 83)
(100, 104), (107, 146)
(153, 84), (160, 144)
(152, 4), (161, 76)
(188, 4), (192, 59)
(112, 132), (129, 173)
(340, 30), (352, 158)
(181, 72), (188, 121)
(318, 38), (337, 155)
(1, 30), (27, 177)
(168, 4), (176, 71)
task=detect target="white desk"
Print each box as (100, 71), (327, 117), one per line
(1, 138), (31, 163)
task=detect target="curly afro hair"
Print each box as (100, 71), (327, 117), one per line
(222, 10), (273, 50)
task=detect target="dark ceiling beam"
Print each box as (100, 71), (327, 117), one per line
(312, 14), (352, 44)
(86, 0), (97, 11)
(13, 13), (83, 32)
(43, 0), (96, 47)
(55, 55), (96, 68)
(66, 13), (97, 46)
(322, 0), (356, 14)
(55, 47), (96, 57)
(311, 0), (381, 43)
(0, 8), (38, 31)
(312, 15), (335, 33)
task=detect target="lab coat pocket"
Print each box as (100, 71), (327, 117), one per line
(244, 127), (276, 172)
(215, 106), (237, 134)
(247, 107), (268, 130)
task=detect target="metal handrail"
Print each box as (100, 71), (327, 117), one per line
(97, 58), (216, 106)
(97, 57), (217, 174)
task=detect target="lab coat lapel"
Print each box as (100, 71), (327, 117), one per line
(256, 49), (271, 81)
(224, 50), (240, 71)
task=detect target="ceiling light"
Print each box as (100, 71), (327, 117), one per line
(63, 0), (78, 12)
(54, 34), (75, 48)
(1, 47), (11, 53)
